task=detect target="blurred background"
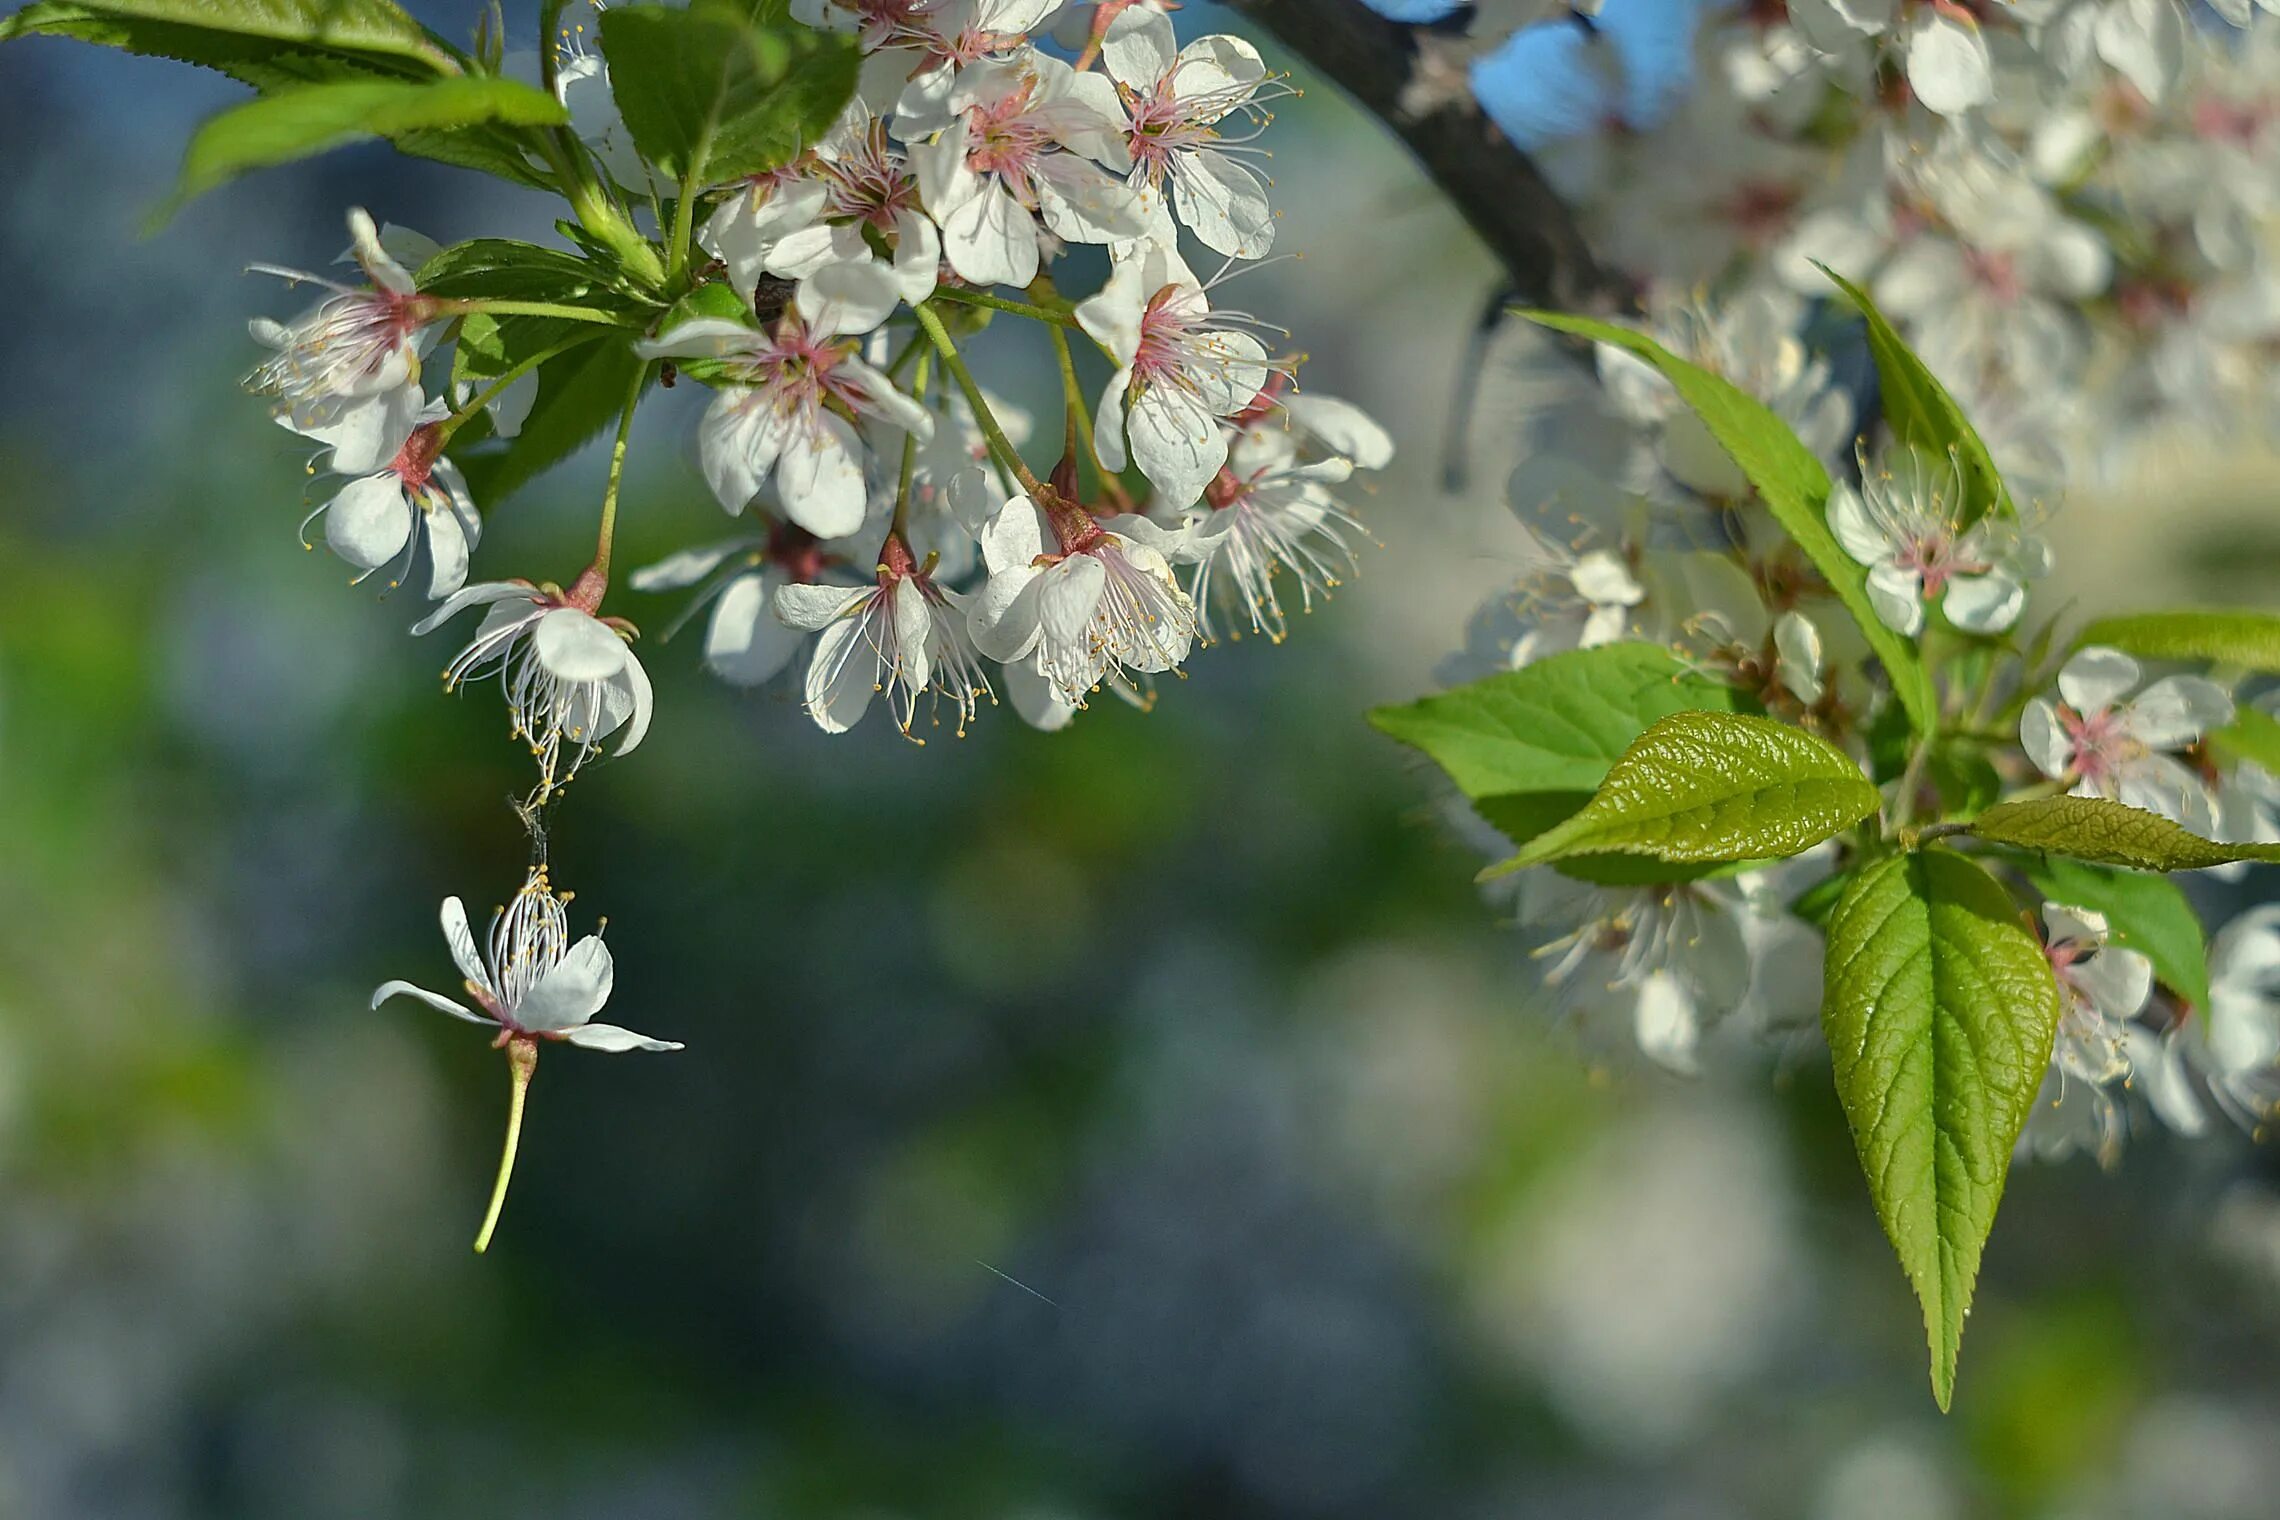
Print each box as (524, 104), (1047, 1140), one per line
(8, 4), (2280, 1516)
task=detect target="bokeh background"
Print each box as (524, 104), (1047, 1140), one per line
(7, 5), (2280, 1516)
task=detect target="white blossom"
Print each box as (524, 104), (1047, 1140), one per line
(302, 400), (481, 599)
(1827, 444), (2050, 637)
(372, 868), (680, 1053)
(2021, 647), (2233, 833)
(1100, 9), (1281, 259)
(417, 583), (655, 792)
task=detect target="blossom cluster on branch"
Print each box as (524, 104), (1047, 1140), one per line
(10, 0), (1396, 1248)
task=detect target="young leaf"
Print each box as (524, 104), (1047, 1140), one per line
(457, 341), (648, 507)
(168, 75), (568, 209)
(416, 239), (624, 303)
(0, 0), (453, 82)
(1368, 642), (1746, 800)
(2209, 707), (2280, 775)
(2074, 610), (2280, 672)
(1968, 797), (2280, 872)
(1821, 266), (2012, 525)
(1822, 849), (2060, 1411)
(1481, 710), (1879, 878)
(595, 3), (859, 186)
(1475, 791), (1756, 885)
(2013, 855), (2211, 1012)
(1519, 311), (1938, 736)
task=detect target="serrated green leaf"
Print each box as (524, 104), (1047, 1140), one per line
(1368, 642), (1746, 800)
(595, 3), (858, 186)
(1821, 265), (2012, 525)
(2210, 707), (2280, 775)
(166, 75), (566, 211)
(391, 123), (556, 189)
(456, 340), (648, 507)
(2014, 855), (2210, 1012)
(0, 0), (451, 80)
(1968, 796), (2280, 872)
(1520, 311), (1938, 736)
(2075, 610), (2280, 672)
(1481, 710), (1879, 878)
(1823, 848), (2059, 1411)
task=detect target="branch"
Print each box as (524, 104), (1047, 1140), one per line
(1227, 0), (1623, 312)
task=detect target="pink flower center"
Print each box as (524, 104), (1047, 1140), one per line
(821, 122), (920, 231)
(1894, 530), (1977, 595)
(2060, 704), (2133, 785)
(390, 421), (445, 493)
(965, 81), (1052, 187)
(1132, 284), (1207, 386)
(1963, 247), (2022, 303)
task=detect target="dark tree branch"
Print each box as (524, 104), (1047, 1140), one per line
(1225, 0), (1625, 312)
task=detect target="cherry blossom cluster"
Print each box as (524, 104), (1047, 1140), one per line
(1421, 1), (2280, 1168)
(232, 0), (1389, 1245)
(1498, 0), (2280, 489)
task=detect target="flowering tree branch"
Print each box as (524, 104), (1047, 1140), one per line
(1225, 0), (1623, 312)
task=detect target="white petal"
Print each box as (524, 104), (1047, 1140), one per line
(773, 581), (872, 631)
(562, 1022), (684, 1053)
(2129, 676), (2234, 750)
(324, 474), (413, 571)
(2094, 0), (2185, 104)
(611, 652), (653, 756)
(705, 574), (803, 686)
(1285, 394), (1393, 470)
(514, 936), (614, 1032)
(371, 979), (490, 1024)
(2021, 699), (2072, 778)
(803, 614), (880, 733)
(1904, 10), (1993, 117)
(1825, 481), (1890, 566)
(797, 259), (904, 339)
(1127, 383), (1228, 509)
(2059, 646), (2141, 714)
(533, 607), (629, 681)
(967, 565), (1046, 662)
(440, 896), (492, 994)
(1174, 150), (1275, 261)
(1101, 5), (1178, 86)
(1941, 571), (2025, 634)
(773, 413), (871, 540)
(1865, 562), (1926, 635)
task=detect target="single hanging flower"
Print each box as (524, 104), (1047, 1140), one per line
(416, 582), (655, 794)
(636, 263), (931, 540)
(248, 208), (443, 458)
(2019, 903), (2156, 1168)
(1075, 239), (1277, 510)
(966, 487), (1198, 706)
(372, 867), (681, 1251)
(772, 532), (994, 737)
(1100, 7), (1284, 259)
(2021, 646), (2233, 834)
(1826, 443), (2050, 636)
(628, 521), (837, 689)
(1182, 408), (1385, 643)
(302, 400), (482, 598)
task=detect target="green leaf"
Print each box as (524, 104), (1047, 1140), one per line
(2013, 855), (2210, 1012)
(1481, 710), (1880, 878)
(1821, 265), (2012, 525)
(168, 75), (567, 210)
(457, 340), (648, 507)
(391, 123), (557, 190)
(2210, 707), (2280, 775)
(1475, 791), (1756, 885)
(1367, 642), (1746, 800)
(1968, 797), (2280, 872)
(2074, 610), (2280, 672)
(1822, 849), (2059, 1411)
(0, 0), (451, 82)
(595, 3), (858, 186)
(1520, 311), (1938, 736)
(416, 238), (623, 303)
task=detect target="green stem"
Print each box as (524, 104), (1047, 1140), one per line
(436, 330), (605, 445)
(590, 360), (652, 586)
(929, 285), (1079, 327)
(891, 347), (933, 540)
(1892, 732), (1936, 834)
(474, 1038), (539, 1255)
(444, 298), (640, 327)
(914, 302), (1044, 498)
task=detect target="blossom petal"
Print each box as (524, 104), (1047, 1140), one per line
(773, 581), (871, 631)
(371, 979), (491, 1024)
(515, 935), (613, 1032)
(705, 574), (803, 686)
(324, 474), (413, 571)
(2059, 646), (2141, 714)
(561, 1021), (685, 1053)
(2130, 675), (2234, 750)
(534, 607), (630, 682)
